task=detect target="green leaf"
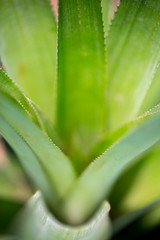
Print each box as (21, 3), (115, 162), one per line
(0, 59), (3, 68)
(140, 66), (160, 114)
(56, 0), (107, 172)
(0, 161), (31, 202)
(0, 150), (31, 233)
(109, 144), (160, 214)
(140, 202), (160, 231)
(63, 109), (160, 224)
(0, 0), (57, 121)
(90, 120), (134, 160)
(109, 143), (160, 234)
(15, 192), (111, 240)
(101, 0), (112, 36)
(32, 103), (64, 149)
(0, 198), (22, 234)
(0, 115), (56, 210)
(0, 236), (15, 240)
(102, 0), (120, 36)
(112, 200), (160, 239)
(112, 198), (160, 236)
(0, 92), (76, 215)
(91, 104), (160, 160)
(106, 0), (160, 131)
(0, 69), (62, 148)
(0, 70), (43, 128)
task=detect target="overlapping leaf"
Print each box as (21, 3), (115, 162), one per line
(1, 0), (160, 239)
(0, 115), (56, 210)
(0, 89), (76, 216)
(63, 108), (160, 224)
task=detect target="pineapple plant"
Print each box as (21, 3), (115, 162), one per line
(0, 0), (160, 239)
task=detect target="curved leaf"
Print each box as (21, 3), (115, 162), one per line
(0, 115), (56, 209)
(0, 0), (57, 121)
(0, 92), (76, 215)
(63, 109), (160, 224)
(15, 192), (111, 240)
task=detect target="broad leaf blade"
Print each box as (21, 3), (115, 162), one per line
(16, 192), (111, 240)
(64, 110), (160, 224)
(107, 0), (160, 131)
(0, 0), (57, 121)
(56, 0), (107, 171)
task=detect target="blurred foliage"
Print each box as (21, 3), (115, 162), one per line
(0, 0), (160, 239)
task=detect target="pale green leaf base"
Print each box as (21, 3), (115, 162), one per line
(15, 192), (111, 240)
